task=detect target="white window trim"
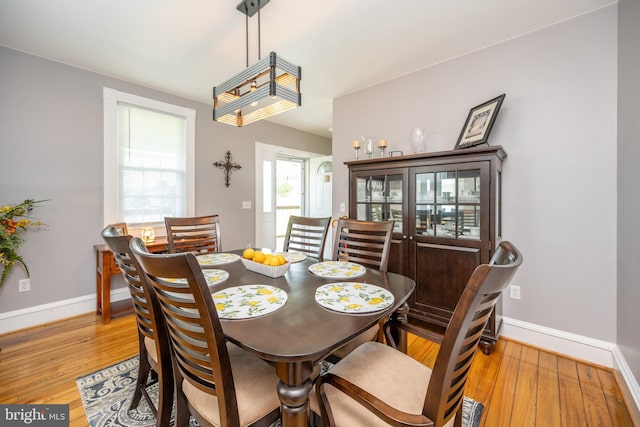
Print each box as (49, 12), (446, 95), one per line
(103, 87), (196, 226)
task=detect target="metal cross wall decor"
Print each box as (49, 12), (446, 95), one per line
(213, 151), (242, 187)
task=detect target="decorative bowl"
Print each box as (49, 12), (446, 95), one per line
(241, 258), (290, 278)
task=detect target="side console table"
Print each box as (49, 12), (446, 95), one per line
(94, 238), (167, 324)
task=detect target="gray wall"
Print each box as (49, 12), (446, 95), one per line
(0, 46), (330, 312)
(332, 6), (618, 341)
(618, 0), (640, 386)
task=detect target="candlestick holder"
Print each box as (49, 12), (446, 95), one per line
(352, 140), (361, 159)
(378, 139), (388, 158)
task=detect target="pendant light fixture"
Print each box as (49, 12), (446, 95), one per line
(213, 0), (302, 127)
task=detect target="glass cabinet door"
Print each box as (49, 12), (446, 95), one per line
(354, 173), (404, 233)
(414, 168), (481, 240)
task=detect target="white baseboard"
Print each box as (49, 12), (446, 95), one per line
(0, 287), (131, 335)
(613, 346), (640, 424)
(502, 316), (640, 420)
(501, 316), (616, 367)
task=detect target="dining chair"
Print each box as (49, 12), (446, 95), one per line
(101, 225), (173, 427)
(332, 218), (394, 272)
(164, 214), (221, 254)
(130, 237), (281, 427)
(328, 218), (395, 361)
(282, 215), (331, 259)
(312, 241), (523, 427)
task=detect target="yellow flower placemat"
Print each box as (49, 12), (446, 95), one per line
(315, 282), (394, 313)
(196, 253), (241, 266)
(212, 285), (287, 319)
(165, 269), (229, 287)
(273, 251), (307, 263)
(308, 261), (366, 278)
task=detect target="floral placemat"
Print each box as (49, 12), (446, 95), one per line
(165, 269), (229, 286)
(196, 253), (241, 266)
(308, 261), (366, 278)
(212, 285), (287, 319)
(273, 251), (307, 263)
(315, 282), (394, 313)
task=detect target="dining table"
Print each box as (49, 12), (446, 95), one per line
(199, 249), (416, 427)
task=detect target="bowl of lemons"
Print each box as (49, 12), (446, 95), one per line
(241, 248), (290, 278)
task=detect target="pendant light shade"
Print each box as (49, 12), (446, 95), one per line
(213, 0), (301, 127)
(213, 52), (301, 127)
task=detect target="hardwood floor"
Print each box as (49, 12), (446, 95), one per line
(0, 312), (635, 426)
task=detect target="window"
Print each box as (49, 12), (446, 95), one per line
(103, 88), (195, 230)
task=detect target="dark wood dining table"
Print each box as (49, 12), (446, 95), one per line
(208, 250), (416, 427)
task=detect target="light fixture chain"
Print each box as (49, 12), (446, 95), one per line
(257, 0), (261, 60)
(245, 12), (249, 67)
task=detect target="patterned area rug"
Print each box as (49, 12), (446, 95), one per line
(76, 356), (484, 427)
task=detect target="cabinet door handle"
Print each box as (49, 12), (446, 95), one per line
(403, 235), (407, 239)
(409, 236), (413, 240)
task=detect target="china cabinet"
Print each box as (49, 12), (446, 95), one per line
(346, 145), (506, 353)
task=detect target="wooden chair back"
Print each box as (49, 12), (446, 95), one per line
(332, 218), (394, 272)
(164, 215), (221, 254)
(424, 241), (523, 426)
(101, 225), (173, 425)
(130, 237), (240, 426)
(283, 215), (331, 259)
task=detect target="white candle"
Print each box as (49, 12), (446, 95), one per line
(352, 140), (361, 149)
(378, 139), (388, 148)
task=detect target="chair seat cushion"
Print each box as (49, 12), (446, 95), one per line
(311, 341), (454, 427)
(143, 336), (158, 364)
(182, 342), (280, 426)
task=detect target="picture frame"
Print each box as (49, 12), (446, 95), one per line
(454, 94), (505, 149)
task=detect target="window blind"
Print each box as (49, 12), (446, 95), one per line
(116, 104), (187, 224)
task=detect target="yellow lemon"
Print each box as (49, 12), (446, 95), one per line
(243, 248), (255, 259)
(263, 254), (273, 265)
(253, 251), (266, 263)
(268, 256), (280, 266)
(276, 254), (287, 265)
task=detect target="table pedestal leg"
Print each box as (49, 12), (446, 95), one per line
(389, 302), (409, 353)
(276, 361), (314, 427)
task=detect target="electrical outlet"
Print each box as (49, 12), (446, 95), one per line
(340, 203), (346, 213)
(19, 278), (31, 292)
(509, 284), (521, 300)
(241, 201), (251, 209)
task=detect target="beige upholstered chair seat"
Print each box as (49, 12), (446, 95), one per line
(182, 342), (280, 427)
(311, 342), (454, 427)
(143, 336), (157, 365)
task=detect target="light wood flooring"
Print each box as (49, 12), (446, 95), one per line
(0, 312), (636, 426)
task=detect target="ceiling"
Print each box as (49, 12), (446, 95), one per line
(0, 0), (615, 138)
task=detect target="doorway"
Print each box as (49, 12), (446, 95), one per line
(254, 142), (332, 251)
(275, 156), (305, 250)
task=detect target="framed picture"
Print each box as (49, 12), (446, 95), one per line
(454, 94), (505, 149)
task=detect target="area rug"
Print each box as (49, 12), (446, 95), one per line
(77, 356), (483, 427)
